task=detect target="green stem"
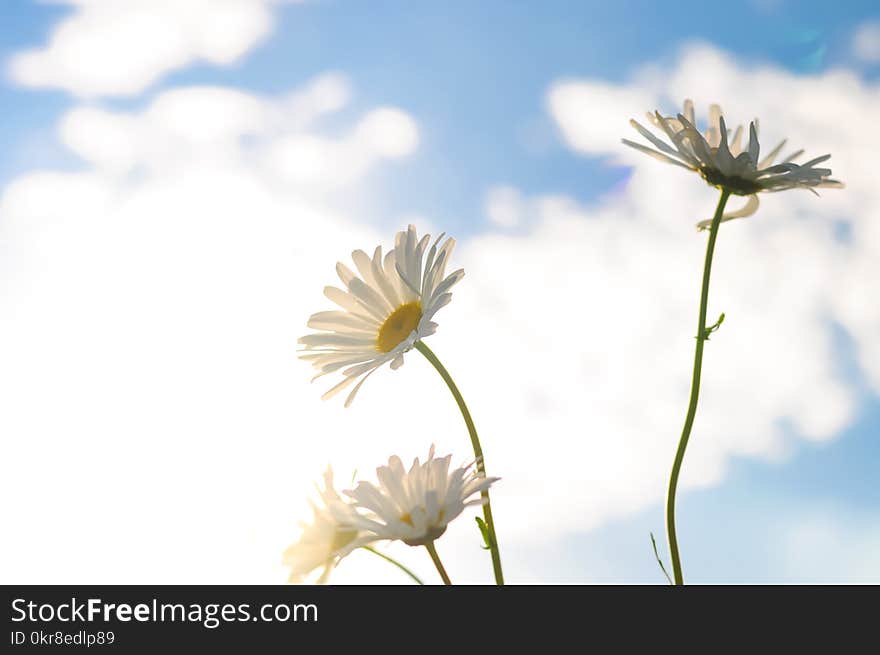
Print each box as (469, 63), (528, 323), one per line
(666, 188), (731, 586)
(425, 541), (452, 585)
(362, 545), (424, 585)
(415, 340), (505, 585)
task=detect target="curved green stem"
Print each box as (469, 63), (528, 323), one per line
(666, 188), (731, 585)
(415, 340), (505, 585)
(362, 545), (424, 585)
(425, 541), (452, 585)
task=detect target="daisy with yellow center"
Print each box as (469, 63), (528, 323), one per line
(344, 445), (499, 584)
(299, 224), (463, 407)
(346, 445), (497, 546)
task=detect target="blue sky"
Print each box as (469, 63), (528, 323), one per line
(4, 0), (878, 230)
(1, 0), (879, 584)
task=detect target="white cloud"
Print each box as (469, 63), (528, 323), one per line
(354, 108), (420, 158)
(7, 0), (289, 97)
(55, 74), (419, 194)
(282, 72), (351, 131)
(0, 74), (433, 584)
(547, 81), (655, 157)
(852, 21), (880, 63)
(264, 107), (419, 189)
(2, 44), (880, 584)
(778, 509), (880, 582)
(484, 185), (526, 228)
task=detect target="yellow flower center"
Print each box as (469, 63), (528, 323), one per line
(376, 302), (422, 353)
(399, 512), (414, 526)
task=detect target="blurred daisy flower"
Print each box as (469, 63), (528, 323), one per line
(299, 224), (464, 407)
(283, 468), (368, 584)
(346, 445), (498, 547)
(622, 99), (843, 229)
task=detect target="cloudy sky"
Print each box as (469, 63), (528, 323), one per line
(1, 0), (879, 584)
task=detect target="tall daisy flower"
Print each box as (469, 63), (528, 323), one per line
(299, 224), (463, 408)
(623, 99), (842, 229)
(283, 468), (367, 584)
(620, 99), (842, 586)
(345, 445), (499, 584)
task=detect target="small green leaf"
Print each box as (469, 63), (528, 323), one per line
(701, 312), (726, 340)
(475, 517), (491, 550)
(650, 532), (673, 585)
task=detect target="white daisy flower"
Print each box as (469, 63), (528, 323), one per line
(283, 468), (369, 584)
(300, 224), (464, 407)
(622, 99), (843, 229)
(345, 445), (499, 547)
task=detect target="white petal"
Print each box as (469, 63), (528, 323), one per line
(758, 139), (787, 168)
(683, 98), (695, 126)
(748, 122), (760, 164)
(706, 104), (723, 148)
(343, 367), (382, 407)
(628, 119), (688, 159)
(622, 139), (693, 169)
